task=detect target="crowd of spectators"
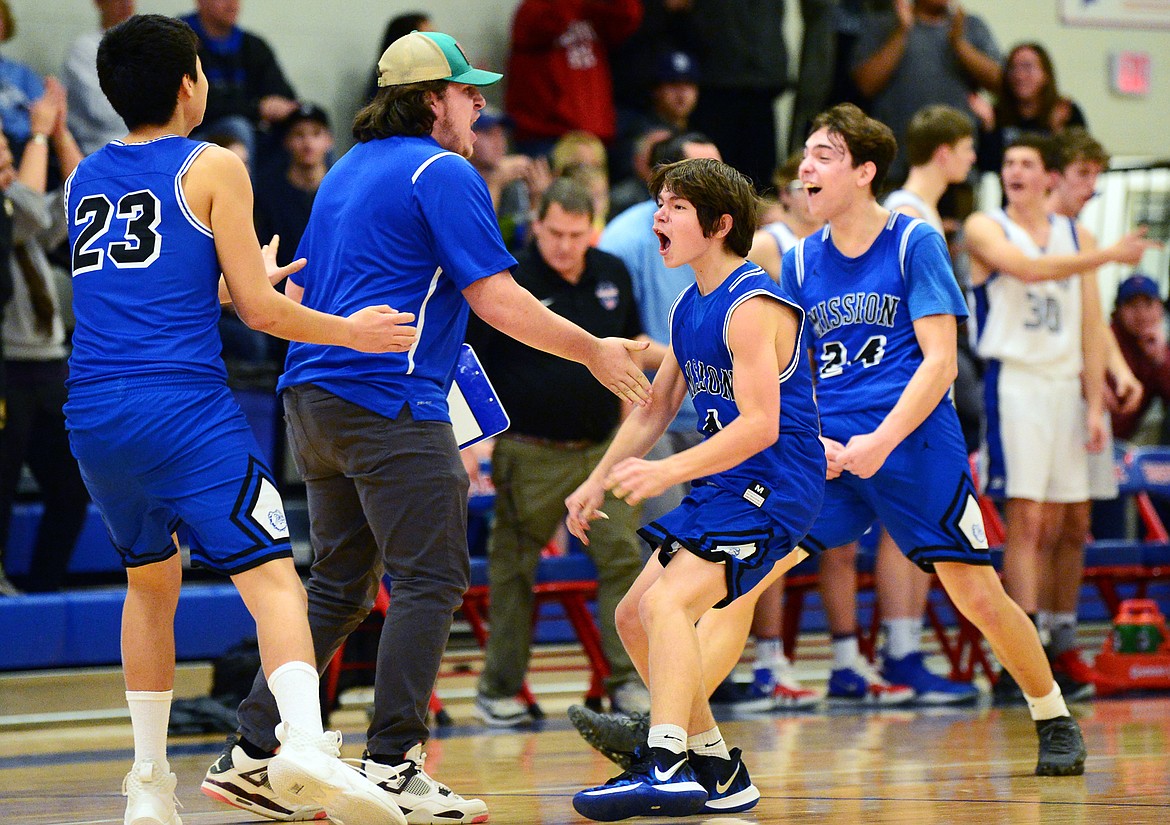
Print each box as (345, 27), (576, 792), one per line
(0, 0), (1166, 719)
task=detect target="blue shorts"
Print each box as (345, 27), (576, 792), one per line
(804, 404), (991, 572)
(66, 377), (292, 575)
(638, 482), (817, 609)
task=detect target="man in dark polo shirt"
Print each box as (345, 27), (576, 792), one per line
(468, 177), (657, 725)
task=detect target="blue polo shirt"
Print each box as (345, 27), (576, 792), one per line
(280, 134), (517, 421)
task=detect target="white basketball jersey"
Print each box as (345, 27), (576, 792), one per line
(762, 220), (800, 256)
(973, 209), (1083, 377)
(883, 188), (944, 234)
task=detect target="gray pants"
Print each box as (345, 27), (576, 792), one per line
(237, 385), (469, 755)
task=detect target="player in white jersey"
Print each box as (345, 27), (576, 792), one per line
(965, 133), (1154, 701)
(1041, 129), (1144, 693)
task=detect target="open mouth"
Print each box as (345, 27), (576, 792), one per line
(655, 229), (671, 254)
(803, 183), (822, 196)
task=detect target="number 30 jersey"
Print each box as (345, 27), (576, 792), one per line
(64, 135), (224, 389)
(971, 209), (1083, 379)
(777, 212), (968, 418)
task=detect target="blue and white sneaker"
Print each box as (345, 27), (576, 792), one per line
(688, 748), (760, 814)
(827, 659), (915, 705)
(572, 746), (707, 822)
(881, 651), (979, 705)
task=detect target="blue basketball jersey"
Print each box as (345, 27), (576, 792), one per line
(64, 135), (223, 388)
(669, 262), (824, 520)
(778, 212), (967, 419)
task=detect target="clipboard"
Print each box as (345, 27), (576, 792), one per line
(448, 343), (510, 449)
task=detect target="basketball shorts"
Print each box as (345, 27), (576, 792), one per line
(65, 377), (292, 575)
(804, 404), (991, 572)
(638, 481), (817, 609)
(983, 361), (1090, 502)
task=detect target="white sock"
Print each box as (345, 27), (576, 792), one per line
(687, 726), (730, 759)
(831, 635), (860, 670)
(1025, 682), (1070, 721)
(648, 723), (688, 755)
(884, 617), (922, 660)
(126, 690), (172, 768)
(268, 661), (324, 737)
(755, 637), (783, 667)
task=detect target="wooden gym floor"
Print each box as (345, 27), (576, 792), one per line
(3, 636), (1170, 825)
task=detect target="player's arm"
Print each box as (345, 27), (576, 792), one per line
(749, 229), (783, 279)
(1105, 321), (1143, 414)
(189, 147), (416, 353)
(604, 296), (789, 507)
(465, 270), (651, 405)
(964, 211), (1155, 286)
(217, 235), (304, 305)
(1079, 234), (1108, 452)
(837, 313), (957, 478)
(566, 347), (689, 543)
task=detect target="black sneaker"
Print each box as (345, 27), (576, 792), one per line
(1035, 715), (1087, 776)
(688, 748), (760, 814)
(992, 668), (1025, 706)
(567, 705), (649, 771)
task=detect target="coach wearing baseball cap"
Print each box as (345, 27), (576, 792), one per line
(213, 29), (650, 824)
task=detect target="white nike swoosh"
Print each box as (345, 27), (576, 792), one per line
(715, 762), (740, 794)
(653, 759), (686, 782)
(539, 297), (555, 307)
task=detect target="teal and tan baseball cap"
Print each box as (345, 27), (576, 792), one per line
(377, 31), (503, 88)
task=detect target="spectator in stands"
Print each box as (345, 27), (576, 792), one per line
(551, 130), (608, 177)
(646, 50), (700, 134)
(181, 0), (299, 163)
(608, 125), (673, 220)
(749, 152), (824, 279)
(0, 125), (16, 596)
(469, 107), (549, 252)
(610, 0), (703, 129)
(688, 0), (789, 190)
(364, 11), (434, 104)
(1112, 274), (1170, 442)
(505, 0), (642, 155)
(975, 42), (1086, 175)
(0, 79), (88, 594)
(468, 178), (654, 725)
(563, 163), (611, 238)
(598, 132), (720, 531)
(62, 0), (136, 155)
(852, 0), (1001, 183)
(0, 1), (44, 150)
(965, 134), (1154, 703)
(255, 104), (332, 267)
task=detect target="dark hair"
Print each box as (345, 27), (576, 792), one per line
(648, 158), (760, 257)
(538, 177), (595, 221)
(379, 12), (431, 54)
(809, 103), (897, 194)
(352, 80), (446, 142)
(904, 104), (974, 167)
(1053, 127), (1110, 171)
(650, 131), (715, 167)
(97, 15), (199, 129)
(997, 43), (1062, 130)
(1004, 132), (1062, 171)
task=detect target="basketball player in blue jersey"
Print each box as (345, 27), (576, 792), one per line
(964, 134), (1155, 703)
(64, 16), (416, 825)
(779, 103), (1085, 776)
(567, 157), (825, 821)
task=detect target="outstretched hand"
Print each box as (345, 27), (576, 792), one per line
(1110, 227), (1162, 266)
(590, 337), (653, 406)
(565, 478), (608, 545)
(346, 306), (417, 353)
(261, 235), (306, 286)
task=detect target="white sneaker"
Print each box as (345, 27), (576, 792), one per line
(123, 760), (182, 825)
(201, 739), (327, 821)
(267, 724), (407, 825)
(609, 680), (651, 715)
(357, 744), (489, 824)
(472, 693), (530, 727)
